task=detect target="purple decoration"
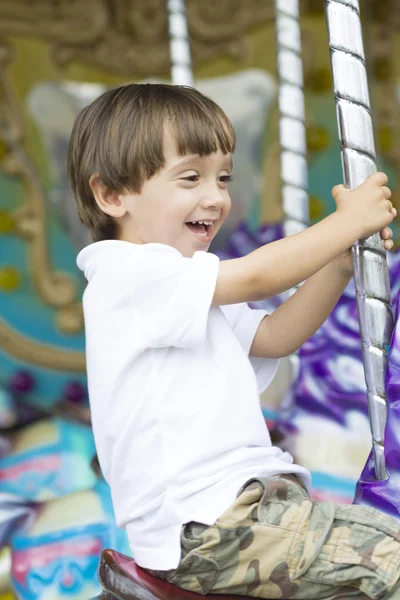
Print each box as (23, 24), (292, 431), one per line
(10, 371), (35, 394)
(64, 381), (87, 404)
(215, 221), (284, 313)
(226, 221), (284, 259)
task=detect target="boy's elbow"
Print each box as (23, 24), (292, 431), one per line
(213, 257), (264, 305)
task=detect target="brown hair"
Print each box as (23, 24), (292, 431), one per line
(67, 83), (236, 242)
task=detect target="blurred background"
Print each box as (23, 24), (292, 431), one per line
(0, 0), (400, 598)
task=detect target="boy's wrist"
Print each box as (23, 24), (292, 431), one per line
(330, 210), (363, 247)
(329, 254), (354, 278)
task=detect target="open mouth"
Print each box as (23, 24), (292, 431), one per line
(185, 220), (214, 240)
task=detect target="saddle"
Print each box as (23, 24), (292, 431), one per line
(93, 548), (256, 600)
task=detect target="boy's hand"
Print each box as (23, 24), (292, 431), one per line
(335, 226), (395, 275)
(332, 172), (396, 242)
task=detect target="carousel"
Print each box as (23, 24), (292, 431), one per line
(0, 0), (399, 598)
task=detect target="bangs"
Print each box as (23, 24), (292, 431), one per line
(166, 89), (236, 157)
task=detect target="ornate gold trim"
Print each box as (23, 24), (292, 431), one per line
(0, 316), (85, 372)
(0, 1), (108, 45)
(55, 304), (84, 335)
(371, 2), (400, 167)
(0, 43), (85, 368)
(0, 0), (277, 77)
(0, 45), (78, 309)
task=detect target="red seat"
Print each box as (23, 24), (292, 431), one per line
(95, 548), (255, 600)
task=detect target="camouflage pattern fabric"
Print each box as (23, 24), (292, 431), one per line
(154, 475), (400, 599)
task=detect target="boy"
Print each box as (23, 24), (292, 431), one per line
(69, 83), (399, 599)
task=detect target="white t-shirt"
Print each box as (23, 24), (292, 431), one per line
(77, 240), (311, 570)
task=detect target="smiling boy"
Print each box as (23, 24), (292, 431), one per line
(69, 83), (400, 599)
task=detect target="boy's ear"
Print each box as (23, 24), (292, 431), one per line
(89, 174), (126, 218)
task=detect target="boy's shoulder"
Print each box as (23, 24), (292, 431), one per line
(76, 241), (191, 291)
(77, 240), (178, 271)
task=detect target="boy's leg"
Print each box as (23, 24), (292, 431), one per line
(163, 475), (400, 599)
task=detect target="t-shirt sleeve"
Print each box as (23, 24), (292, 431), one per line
(221, 303), (279, 394)
(132, 245), (219, 349)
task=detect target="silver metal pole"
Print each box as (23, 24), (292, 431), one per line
(167, 0), (194, 87)
(275, 0), (309, 239)
(325, 0), (393, 480)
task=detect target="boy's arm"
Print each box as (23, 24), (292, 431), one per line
(212, 173), (393, 307)
(249, 257), (351, 358)
(213, 211), (355, 306)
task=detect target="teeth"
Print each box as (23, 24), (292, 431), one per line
(191, 220), (213, 225)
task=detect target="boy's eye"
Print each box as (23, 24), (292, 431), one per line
(181, 174), (232, 184)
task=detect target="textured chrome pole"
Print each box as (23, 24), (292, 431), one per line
(167, 0), (194, 87)
(325, 0), (393, 480)
(275, 0), (309, 239)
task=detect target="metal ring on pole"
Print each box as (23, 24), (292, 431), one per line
(167, 0), (194, 87)
(325, 0), (394, 480)
(275, 0), (309, 240)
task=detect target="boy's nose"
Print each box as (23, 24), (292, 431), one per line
(201, 191), (227, 210)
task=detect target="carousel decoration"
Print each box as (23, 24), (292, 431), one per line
(0, 1), (399, 599)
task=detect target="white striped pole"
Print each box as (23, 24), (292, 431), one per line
(167, 0), (194, 87)
(275, 0), (309, 241)
(274, 0), (309, 404)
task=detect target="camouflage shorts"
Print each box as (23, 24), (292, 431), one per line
(154, 475), (400, 599)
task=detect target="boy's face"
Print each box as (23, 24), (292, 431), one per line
(118, 128), (232, 257)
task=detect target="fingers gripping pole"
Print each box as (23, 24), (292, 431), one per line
(167, 0), (194, 87)
(325, 0), (394, 480)
(275, 0), (309, 238)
